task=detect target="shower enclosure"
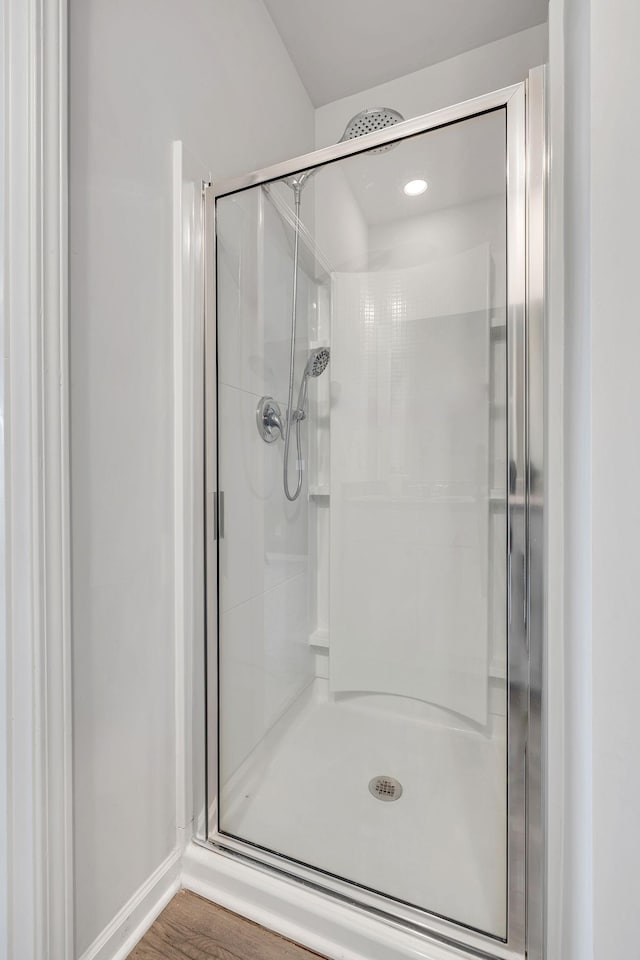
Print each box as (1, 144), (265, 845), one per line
(202, 72), (544, 960)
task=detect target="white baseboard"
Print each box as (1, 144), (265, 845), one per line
(78, 840), (475, 960)
(181, 841), (463, 960)
(78, 848), (182, 960)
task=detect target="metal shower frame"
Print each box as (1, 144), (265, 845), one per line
(200, 67), (546, 960)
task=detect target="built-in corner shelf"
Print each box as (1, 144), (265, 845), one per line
(309, 628), (329, 649)
(309, 629), (503, 682)
(309, 485), (330, 498)
(489, 489), (507, 506)
(488, 658), (507, 681)
(490, 316), (506, 341)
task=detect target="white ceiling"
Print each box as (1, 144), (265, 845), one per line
(263, 0), (549, 107)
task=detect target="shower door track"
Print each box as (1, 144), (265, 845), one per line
(201, 68), (546, 960)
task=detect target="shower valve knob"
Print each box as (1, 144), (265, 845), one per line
(256, 397), (284, 443)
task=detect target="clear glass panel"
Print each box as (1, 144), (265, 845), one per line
(215, 108), (508, 938)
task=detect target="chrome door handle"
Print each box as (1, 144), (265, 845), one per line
(213, 491), (225, 540)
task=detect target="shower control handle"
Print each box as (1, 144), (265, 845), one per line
(256, 397), (284, 443)
(212, 491), (225, 540)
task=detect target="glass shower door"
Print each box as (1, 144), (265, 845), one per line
(206, 84), (530, 958)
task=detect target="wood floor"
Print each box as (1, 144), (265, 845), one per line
(127, 890), (328, 960)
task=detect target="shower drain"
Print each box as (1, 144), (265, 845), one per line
(368, 776), (403, 802)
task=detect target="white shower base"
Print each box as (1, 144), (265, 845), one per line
(220, 678), (506, 938)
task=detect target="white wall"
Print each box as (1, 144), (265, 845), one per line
(558, 1), (593, 957)
(368, 195), (508, 691)
(551, 0), (640, 957)
(0, 2), (6, 955)
(315, 24), (548, 149)
(590, 1), (640, 956)
(329, 251), (498, 725)
(69, 1), (314, 954)
(369, 197), (505, 295)
(315, 168), (368, 274)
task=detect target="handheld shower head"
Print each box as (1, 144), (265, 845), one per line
(305, 347), (330, 378)
(295, 347), (330, 421)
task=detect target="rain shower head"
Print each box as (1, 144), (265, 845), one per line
(340, 107), (405, 154)
(284, 108), (404, 199)
(304, 347), (330, 378)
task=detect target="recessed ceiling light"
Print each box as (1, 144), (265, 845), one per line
(403, 178), (428, 196)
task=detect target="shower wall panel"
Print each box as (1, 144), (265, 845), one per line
(216, 189), (315, 779)
(369, 197), (508, 694)
(309, 166), (368, 665)
(329, 247), (492, 724)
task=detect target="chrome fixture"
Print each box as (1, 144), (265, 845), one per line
(368, 776), (404, 802)
(305, 346), (331, 377)
(258, 156), (329, 501)
(284, 168), (315, 191)
(256, 396), (284, 443)
(294, 347), (330, 423)
(340, 107), (405, 154)
(256, 347), (330, 494)
(258, 107), (405, 501)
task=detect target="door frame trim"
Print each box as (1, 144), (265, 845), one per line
(207, 82), (521, 201)
(2, 0), (73, 957)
